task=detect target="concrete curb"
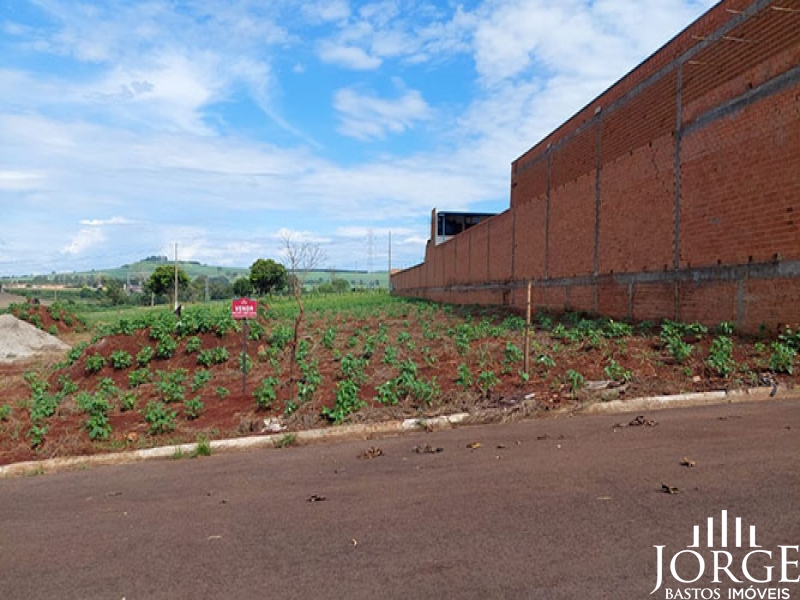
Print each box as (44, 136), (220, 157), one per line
(1, 386), (795, 478)
(0, 413), (470, 478)
(577, 385), (794, 415)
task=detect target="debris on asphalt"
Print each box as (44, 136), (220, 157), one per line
(307, 494), (327, 502)
(615, 415), (658, 428)
(680, 457), (696, 468)
(466, 442), (482, 449)
(350, 538), (358, 547)
(107, 491), (122, 497)
(358, 446), (383, 460)
(661, 484), (680, 494)
(536, 434), (549, 441)
(496, 444), (507, 449)
(413, 444), (443, 454)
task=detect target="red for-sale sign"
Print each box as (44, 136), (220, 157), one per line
(231, 298), (258, 320)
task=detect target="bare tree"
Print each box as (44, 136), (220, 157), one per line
(280, 232), (326, 403)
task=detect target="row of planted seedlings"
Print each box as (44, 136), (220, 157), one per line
(10, 295), (799, 452)
(14, 304), (251, 450)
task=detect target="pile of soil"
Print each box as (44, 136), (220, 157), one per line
(0, 314), (71, 363)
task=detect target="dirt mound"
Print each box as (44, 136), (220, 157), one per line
(8, 301), (84, 336)
(0, 314), (70, 362)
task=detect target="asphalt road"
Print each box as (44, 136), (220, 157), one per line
(1, 399), (799, 599)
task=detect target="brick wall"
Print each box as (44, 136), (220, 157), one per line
(392, 0), (800, 333)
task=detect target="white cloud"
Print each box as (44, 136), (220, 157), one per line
(334, 87), (432, 140)
(62, 227), (106, 255)
(317, 41), (382, 70)
(79, 217), (132, 227)
(0, 170), (46, 191)
(302, 1), (351, 24)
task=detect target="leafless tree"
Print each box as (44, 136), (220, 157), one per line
(280, 231), (326, 404)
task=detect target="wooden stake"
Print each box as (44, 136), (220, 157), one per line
(524, 281), (532, 375)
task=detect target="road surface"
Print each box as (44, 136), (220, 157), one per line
(1, 399), (799, 599)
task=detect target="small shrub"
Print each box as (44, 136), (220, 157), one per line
(66, 342), (88, 366)
(128, 368), (152, 388)
(566, 369), (585, 397)
(706, 336), (735, 378)
(85, 412), (112, 441)
(184, 397), (204, 420)
(322, 379), (364, 423)
(48, 325), (58, 336)
(456, 362), (473, 389)
(322, 327), (337, 350)
(27, 424), (48, 449)
(136, 345), (155, 367)
(254, 377), (278, 410)
(0, 404), (12, 421)
(85, 353), (106, 374)
(143, 401), (177, 435)
(215, 386), (230, 400)
(476, 370), (499, 396)
(110, 350), (133, 370)
(119, 392), (137, 412)
(185, 336), (202, 354)
(604, 359), (632, 383)
(156, 337), (177, 359)
(191, 370), (212, 392)
(770, 342), (796, 375)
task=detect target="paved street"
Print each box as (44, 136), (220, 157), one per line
(1, 399), (799, 599)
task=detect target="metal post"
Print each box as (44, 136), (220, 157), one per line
(242, 319), (248, 396)
(524, 281), (532, 376)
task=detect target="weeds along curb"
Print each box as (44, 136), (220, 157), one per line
(578, 384), (796, 416)
(2, 387), (796, 478)
(0, 413), (471, 478)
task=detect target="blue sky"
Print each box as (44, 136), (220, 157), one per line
(0, 0), (717, 276)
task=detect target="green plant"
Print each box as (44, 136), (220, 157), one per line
(535, 353), (556, 369)
(197, 346), (229, 367)
(156, 336), (177, 359)
(476, 370), (499, 396)
(194, 435), (212, 456)
(275, 433), (297, 448)
(322, 379), (364, 423)
(456, 362), (473, 389)
(254, 377), (278, 410)
(716, 321), (735, 336)
(185, 336), (202, 354)
(119, 392), (137, 412)
(376, 380), (399, 405)
(322, 327), (337, 349)
(155, 369), (186, 403)
(27, 424), (48, 449)
(184, 397), (204, 420)
(340, 353), (368, 384)
(191, 370), (212, 392)
(85, 353), (106, 374)
(66, 341), (88, 366)
(769, 342), (796, 374)
(128, 368), (152, 388)
(143, 401), (177, 435)
(215, 386), (230, 400)
(706, 336), (735, 378)
(85, 412), (112, 441)
(566, 369), (585, 397)
(604, 359), (633, 383)
(109, 350), (132, 370)
(57, 374), (78, 395)
(237, 353), (253, 372)
(136, 345), (155, 366)
(0, 404), (12, 421)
